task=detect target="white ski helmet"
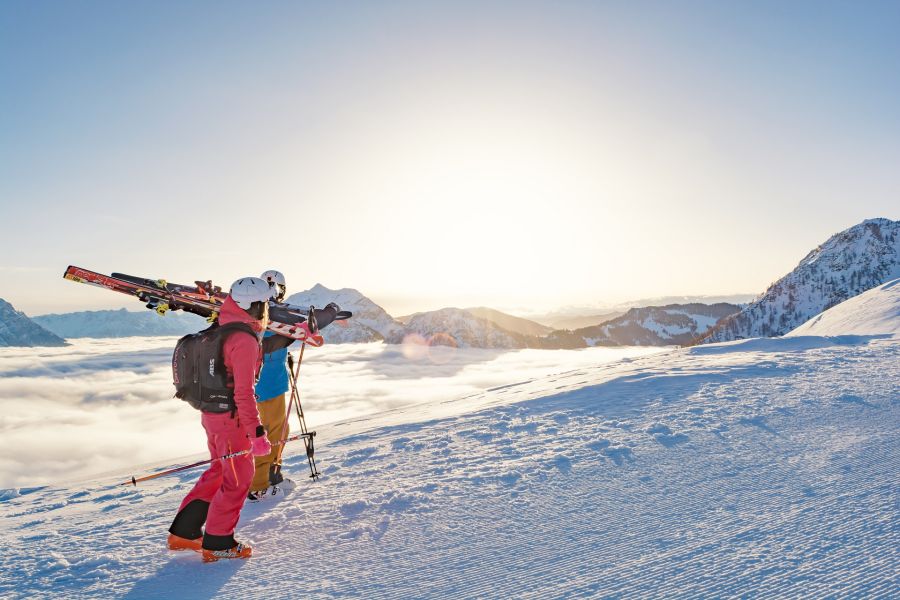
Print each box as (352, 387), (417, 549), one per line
(229, 277), (272, 309)
(260, 269), (286, 300)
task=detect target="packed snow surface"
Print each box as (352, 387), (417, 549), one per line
(2, 334), (898, 598)
(788, 278), (900, 338)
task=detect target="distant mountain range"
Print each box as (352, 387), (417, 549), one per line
(11, 218), (896, 349)
(611, 294), (757, 311)
(526, 294), (755, 330)
(398, 306), (552, 336)
(700, 218), (900, 343)
(34, 308), (205, 339)
(0, 299), (66, 347)
(575, 303), (741, 347)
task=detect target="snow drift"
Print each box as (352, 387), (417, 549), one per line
(787, 278), (900, 338)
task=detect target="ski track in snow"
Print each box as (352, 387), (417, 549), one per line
(1, 337), (898, 599)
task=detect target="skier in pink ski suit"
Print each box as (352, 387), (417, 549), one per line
(167, 277), (273, 561)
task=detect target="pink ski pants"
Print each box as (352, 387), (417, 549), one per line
(177, 412), (254, 537)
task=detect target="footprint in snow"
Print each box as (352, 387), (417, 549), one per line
(601, 445), (634, 466)
(391, 437), (425, 451)
(834, 394), (874, 408)
(738, 416), (779, 436)
(339, 499), (370, 519)
(655, 432), (689, 447)
(342, 446), (379, 467)
(645, 423), (689, 448)
(553, 455), (573, 474)
(498, 471), (522, 486)
(586, 439), (611, 452)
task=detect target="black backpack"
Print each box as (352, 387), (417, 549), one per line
(172, 322), (259, 413)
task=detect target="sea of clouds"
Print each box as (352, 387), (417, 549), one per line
(0, 338), (662, 488)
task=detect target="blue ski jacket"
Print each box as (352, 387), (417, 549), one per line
(255, 331), (292, 402)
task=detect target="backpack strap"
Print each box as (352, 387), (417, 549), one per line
(212, 322), (261, 418)
(215, 321), (260, 344)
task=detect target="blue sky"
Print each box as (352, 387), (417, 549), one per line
(1, 1), (898, 315)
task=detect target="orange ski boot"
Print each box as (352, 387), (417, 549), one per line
(201, 542), (253, 563)
(167, 533), (202, 551)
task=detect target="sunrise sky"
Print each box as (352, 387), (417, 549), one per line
(1, 1), (898, 316)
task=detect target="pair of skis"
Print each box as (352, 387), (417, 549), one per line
(63, 265), (352, 345)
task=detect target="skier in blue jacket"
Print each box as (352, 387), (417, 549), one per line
(249, 270), (338, 500)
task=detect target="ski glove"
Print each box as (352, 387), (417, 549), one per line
(251, 426), (272, 457)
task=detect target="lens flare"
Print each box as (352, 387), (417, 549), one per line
(401, 333), (429, 361)
(427, 332), (458, 365)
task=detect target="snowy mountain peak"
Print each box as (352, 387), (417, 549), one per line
(286, 285), (403, 344)
(308, 283), (332, 293)
(701, 218), (900, 343)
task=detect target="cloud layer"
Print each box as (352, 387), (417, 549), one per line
(0, 337), (660, 488)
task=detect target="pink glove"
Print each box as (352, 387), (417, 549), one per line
(250, 427), (272, 457)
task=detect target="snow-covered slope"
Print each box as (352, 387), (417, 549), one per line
(702, 218), (900, 342)
(0, 299), (66, 347)
(574, 303), (740, 346)
(33, 308), (205, 339)
(286, 284), (404, 344)
(2, 333), (897, 598)
(390, 307), (530, 348)
(787, 278), (900, 338)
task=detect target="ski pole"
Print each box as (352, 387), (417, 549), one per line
(287, 344), (321, 480)
(271, 343), (304, 480)
(120, 433), (311, 486)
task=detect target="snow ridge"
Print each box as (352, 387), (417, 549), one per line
(787, 278), (900, 338)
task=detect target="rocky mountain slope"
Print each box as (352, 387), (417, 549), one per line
(701, 218), (900, 343)
(0, 299), (66, 347)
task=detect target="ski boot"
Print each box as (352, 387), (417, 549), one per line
(202, 542), (253, 562)
(167, 533), (202, 551)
